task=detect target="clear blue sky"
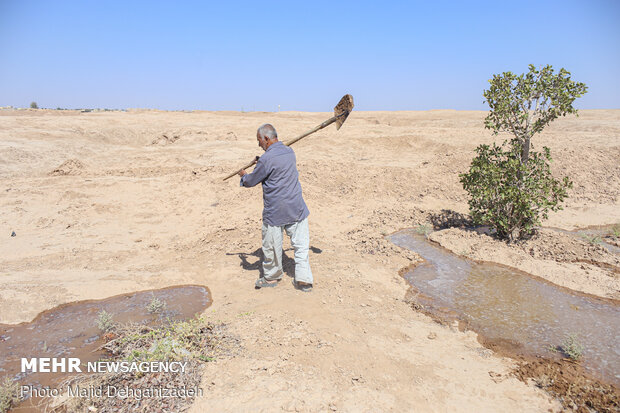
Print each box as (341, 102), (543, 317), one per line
(1, 0), (618, 111)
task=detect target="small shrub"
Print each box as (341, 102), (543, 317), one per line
(581, 233), (602, 245)
(550, 334), (584, 361)
(30, 101), (38, 109)
(0, 377), (19, 413)
(237, 311), (254, 317)
(147, 294), (167, 314)
(561, 334), (584, 360)
(96, 310), (114, 332)
(415, 223), (432, 237)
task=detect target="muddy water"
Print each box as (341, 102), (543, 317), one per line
(0, 285), (211, 410)
(390, 230), (620, 385)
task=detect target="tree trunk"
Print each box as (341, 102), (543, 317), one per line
(516, 135), (531, 187)
(521, 135), (531, 165)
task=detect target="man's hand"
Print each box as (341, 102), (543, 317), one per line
(238, 157), (260, 178)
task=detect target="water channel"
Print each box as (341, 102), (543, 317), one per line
(390, 229), (620, 385)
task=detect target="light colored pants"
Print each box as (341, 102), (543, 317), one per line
(261, 217), (313, 284)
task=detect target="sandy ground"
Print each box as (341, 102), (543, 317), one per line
(1, 108), (619, 411)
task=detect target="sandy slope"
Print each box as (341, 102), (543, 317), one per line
(1, 108), (619, 411)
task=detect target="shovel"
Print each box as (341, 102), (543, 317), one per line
(223, 94), (354, 181)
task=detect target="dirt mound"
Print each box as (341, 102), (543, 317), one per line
(48, 159), (85, 176)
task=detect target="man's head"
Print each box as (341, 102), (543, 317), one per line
(257, 124), (278, 151)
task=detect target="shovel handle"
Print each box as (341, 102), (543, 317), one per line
(223, 111), (347, 182)
(282, 115), (339, 147)
(222, 156), (259, 181)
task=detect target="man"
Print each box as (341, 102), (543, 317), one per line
(238, 124), (313, 292)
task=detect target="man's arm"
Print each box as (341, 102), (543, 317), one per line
(239, 157), (269, 187)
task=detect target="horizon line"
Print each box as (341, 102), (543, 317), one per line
(2, 107), (618, 113)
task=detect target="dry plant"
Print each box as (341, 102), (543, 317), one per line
(549, 334), (584, 361)
(415, 223), (432, 237)
(96, 310), (115, 332)
(559, 334), (585, 361)
(146, 294), (167, 314)
(0, 377), (19, 413)
(53, 316), (237, 413)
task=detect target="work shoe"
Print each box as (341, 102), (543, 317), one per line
(293, 280), (313, 292)
(255, 277), (279, 289)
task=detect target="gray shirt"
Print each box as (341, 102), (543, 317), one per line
(240, 141), (310, 226)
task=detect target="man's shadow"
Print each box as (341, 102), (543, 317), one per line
(228, 246), (322, 279)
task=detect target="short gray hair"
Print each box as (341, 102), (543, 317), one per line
(257, 124), (277, 140)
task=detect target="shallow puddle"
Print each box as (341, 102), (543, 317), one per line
(0, 285), (211, 410)
(390, 230), (620, 385)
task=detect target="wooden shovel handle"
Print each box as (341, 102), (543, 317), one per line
(223, 156), (260, 181)
(222, 116), (340, 181)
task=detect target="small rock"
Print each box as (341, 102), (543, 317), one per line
(11, 231), (16, 237)
(427, 332), (437, 340)
(351, 375), (365, 383)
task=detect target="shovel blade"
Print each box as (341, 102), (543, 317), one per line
(334, 94), (354, 130)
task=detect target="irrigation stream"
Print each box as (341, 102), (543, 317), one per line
(390, 229), (619, 385)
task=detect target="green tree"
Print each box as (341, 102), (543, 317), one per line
(30, 101), (38, 109)
(460, 65), (587, 241)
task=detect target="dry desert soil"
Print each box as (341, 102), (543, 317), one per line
(1, 108), (619, 412)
